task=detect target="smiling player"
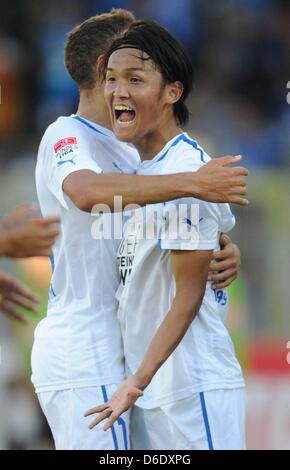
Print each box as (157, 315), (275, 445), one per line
(85, 20), (246, 450)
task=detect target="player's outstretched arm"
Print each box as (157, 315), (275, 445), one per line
(208, 234), (241, 289)
(0, 205), (60, 258)
(84, 248), (212, 431)
(63, 155), (248, 212)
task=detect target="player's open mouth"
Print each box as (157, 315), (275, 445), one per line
(114, 105), (136, 126)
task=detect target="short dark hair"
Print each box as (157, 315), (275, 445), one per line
(102, 20), (194, 126)
(65, 8), (135, 89)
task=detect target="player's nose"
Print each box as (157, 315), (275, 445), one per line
(113, 81), (130, 98)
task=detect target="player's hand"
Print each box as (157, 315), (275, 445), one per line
(208, 234), (241, 289)
(195, 155), (249, 205)
(84, 376), (144, 431)
(0, 271), (40, 323)
(0, 205), (60, 258)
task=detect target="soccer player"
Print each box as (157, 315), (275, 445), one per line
(85, 20), (246, 450)
(32, 10), (247, 450)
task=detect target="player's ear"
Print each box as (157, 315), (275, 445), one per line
(96, 54), (105, 81)
(166, 81), (184, 105)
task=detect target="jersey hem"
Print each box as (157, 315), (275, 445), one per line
(135, 380), (246, 409)
(32, 376), (125, 393)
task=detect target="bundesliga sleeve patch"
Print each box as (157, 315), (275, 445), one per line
(53, 137), (79, 167)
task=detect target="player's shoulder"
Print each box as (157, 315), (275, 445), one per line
(40, 115), (84, 144)
(163, 133), (211, 174)
(37, 115), (90, 166)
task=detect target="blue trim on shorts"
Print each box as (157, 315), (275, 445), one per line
(199, 392), (214, 450)
(117, 416), (128, 450)
(101, 385), (119, 450)
(101, 386), (128, 450)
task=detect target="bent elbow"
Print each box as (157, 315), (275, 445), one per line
(74, 191), (115, 213)
(73, 193), (94, 213)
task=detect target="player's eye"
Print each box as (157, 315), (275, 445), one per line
(130, 77), (142, 83)
(106, 76), (116, 83)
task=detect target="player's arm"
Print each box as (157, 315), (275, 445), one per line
(132, 248), (212, 387)
(63, 155), (248, 212)
(0, 205), (60, 258)
(85, 248), (211, 431)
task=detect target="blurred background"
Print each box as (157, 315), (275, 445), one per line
(0, 0), (289, 450)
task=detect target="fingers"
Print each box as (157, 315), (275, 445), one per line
(210, 267), (238, 285)
(46, 227), (60, 237)
(18, 205), (39, 218)
(210, 251), (228, 262)
(209, 260), (233, 274)
(30, 221), (60, 255)
(88, 408), (112, 430)
(85, 387), (144, 431)
(34, 219), (60, 238)
(0, 272), (39, 302)
(8, 277), (40, 303)
(219, 234), (232, 247)
(1, 303), (28, 324)
(209, 240), (240, 285)
(3, 205), (35, 222)
(212, 274), (237, 289)
(230, 185), (247, 194)
(215, 155), (242, 167)
(226, 181), (248, 205)
(7, 292), (39, 314)
(228, 195), (249, 205)
(211, 247), (234, 261)
(84, 403), (109, 417)
(216, 156), (249, 177)
(36, 233), (59, 248)
(103, 412), (120, 431)
(231, 167), (249, 177)
(41, 216), (61, 226)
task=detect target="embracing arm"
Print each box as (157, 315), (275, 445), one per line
(63, 155), (248, 212)
(85, 248), (212, 430)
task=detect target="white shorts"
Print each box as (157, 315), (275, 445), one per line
(131, 388), (246, 450)
(37, 385), (130, 450)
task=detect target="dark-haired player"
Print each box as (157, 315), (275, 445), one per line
(86, 20), (246, 450)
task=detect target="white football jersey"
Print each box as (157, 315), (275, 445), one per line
(32, 115), (139, 392)
(117, 133), (245, 409)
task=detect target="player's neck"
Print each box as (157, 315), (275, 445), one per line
(77, 87), (112, 130)
(135, 119), (183, 162)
